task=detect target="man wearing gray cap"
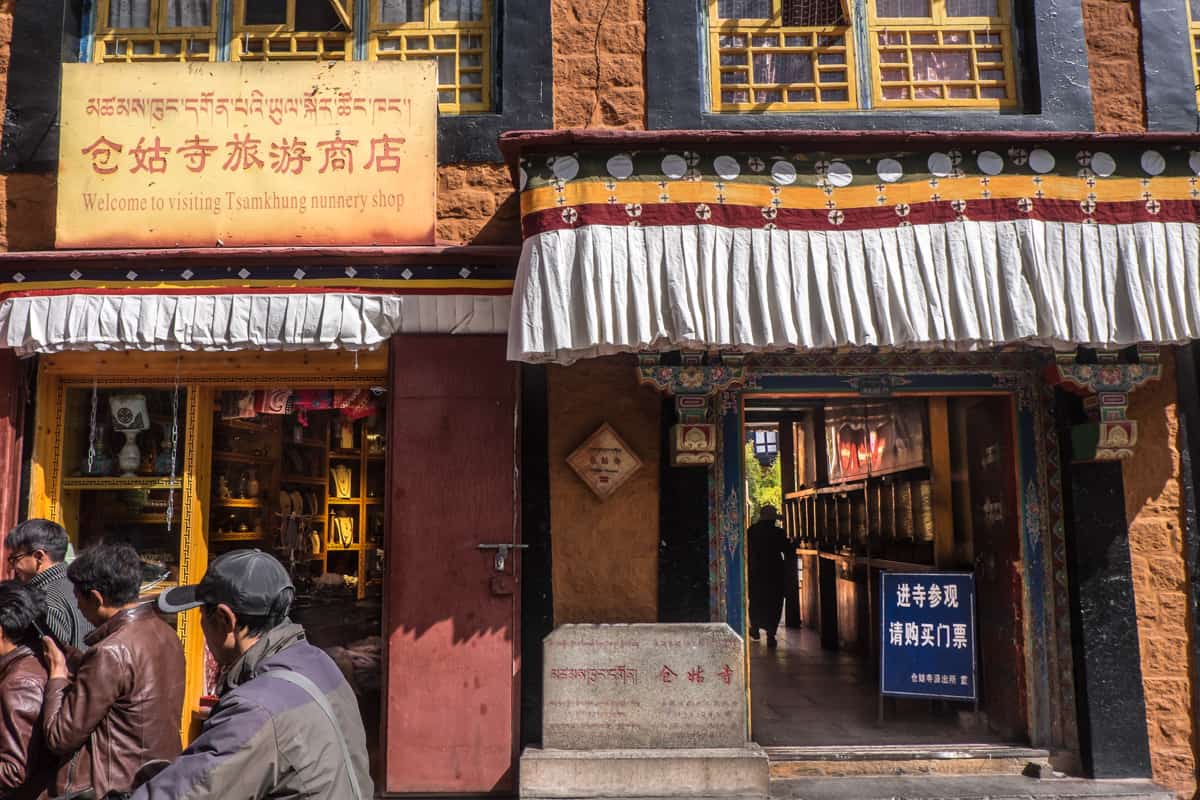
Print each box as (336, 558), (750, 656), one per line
(133, 549), (373, 800)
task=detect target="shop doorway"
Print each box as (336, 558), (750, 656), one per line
(742, 394), (1029, 748)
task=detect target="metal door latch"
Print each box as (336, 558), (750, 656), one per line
(477, 543), (529, 571)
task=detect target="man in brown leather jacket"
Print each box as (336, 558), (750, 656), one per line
(40, 543), (186, 799)
(0, 580), (49, 800)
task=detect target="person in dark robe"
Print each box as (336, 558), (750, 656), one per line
(747, 505), (791, 648)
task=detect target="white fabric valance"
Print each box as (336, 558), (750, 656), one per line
(0, 292), (510, 355)
(507, 219), (1200, 364)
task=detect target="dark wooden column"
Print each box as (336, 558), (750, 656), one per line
(1057, 389), (1153, 779)
(658, 396), (710, 622)
(520, 365), (553, 747)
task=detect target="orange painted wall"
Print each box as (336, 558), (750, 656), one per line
(1122, 354), (1199, 799)
(547, 357), (659, 624)
(551, 0), (645, 128)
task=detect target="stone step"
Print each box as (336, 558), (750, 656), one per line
(769, 775), (1174, 800)
(767, 745), (1051, 778)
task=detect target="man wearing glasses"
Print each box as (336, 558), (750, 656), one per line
(5, 519), (92, 651)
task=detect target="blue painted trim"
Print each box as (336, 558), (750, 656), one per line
(80, 0), (95, 63)
(648, 0), (1094, 132)
(216, 0), (232, 61)
(1141, 0), (1199, 131)
(715, 369), (1056, 746)
(354, 0), (369, 61)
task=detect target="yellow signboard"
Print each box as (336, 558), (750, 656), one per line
(57, 60), (437, 248)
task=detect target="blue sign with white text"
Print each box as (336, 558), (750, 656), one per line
(879, 572), (976, 701)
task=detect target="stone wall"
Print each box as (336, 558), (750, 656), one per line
(1081, 0), (1147, 132)
(551, 0), (645, 128)
(547, 357), (659, 624)
(1122, 354), (1198, 799)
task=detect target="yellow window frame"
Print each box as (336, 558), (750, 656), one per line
(1189, 1), (1200, 107)
(231, 0), (354, 61)
(707, 0), (859, 112)
(866, 0), (1017, 109)
(367, 0), (492, 114)
(93, 0), (220, 62)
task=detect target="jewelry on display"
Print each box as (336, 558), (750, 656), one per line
(332, 464), (354, 499)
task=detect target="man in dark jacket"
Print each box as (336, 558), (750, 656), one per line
(747, 505), (791, 648)
(41, 543), (186, 798)
(136, 549), (373, 800)
(5, 519), (92, 651)
(0, 581), (49, 800)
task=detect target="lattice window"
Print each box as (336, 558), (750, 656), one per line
(708, 0), (1017, 112)
(94, 0), (219, 62)
(869, 0), (1016, 107)
(710, 0), (857, 110)
(1190, 0), (1200, 105)
(232, 0), (353, 61)
(368, 0), (491, 113)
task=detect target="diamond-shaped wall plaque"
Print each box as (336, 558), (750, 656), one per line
(566, 423), (643, 500)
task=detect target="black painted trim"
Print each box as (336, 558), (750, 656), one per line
(439, 0), (553, 163)
(0, 0), (82, 172)
(657, 397), (711, 623)
(1141, 0), (1200, 132)
(0, 0), (548, 171)
(647, 0), (1093, 132)
(1173, 345), (1200, 760)
(1056, 389), (1154, 779)
(519, 364), (553, 748)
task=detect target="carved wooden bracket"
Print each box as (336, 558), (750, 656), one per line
(636, 352), (746, 467)
(1050, 346), (1163, 462)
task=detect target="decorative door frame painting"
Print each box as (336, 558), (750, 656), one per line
(709, 353), (1074, 752)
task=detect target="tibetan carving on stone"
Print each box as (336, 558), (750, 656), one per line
(567, 423), (643, 499)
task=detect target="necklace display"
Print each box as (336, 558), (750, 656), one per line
(331, 464), (354, 499)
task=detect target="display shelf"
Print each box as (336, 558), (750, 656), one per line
(63, 476), (183, 490)
(210, 531), (266, 542)
(212, 451), (274, 464)
(214, 499), (262, 508)
(219, 419), (272, 433)
(280, 475), (327, 486)
(288, 439), (327, 449)
(330, 450), (362, 458)
(328, 498), (362, 505)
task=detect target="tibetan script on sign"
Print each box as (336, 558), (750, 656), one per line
(543, 623), (747, 749)
(566, 423), (643, 500)
(57, 61), (436, 248)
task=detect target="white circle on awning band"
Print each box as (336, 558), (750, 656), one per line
(1091, 151), (1117, 177)
(1028, 149), (1055, 174)
(1141, 150), (1166, 176)
(553, 155), (580, 182)
(928, 153), (953, 177)
(519, 167), (528, 191)
(827, 160), (854, 188)
(607, 154), (634, 180)
(771, 161), (798, 185)
(662, 154), (688, 179)
(876, 158), (904, 183)
(977, 151), (1004, 176)
(1190, 152), (1200, 176)
(714, 155), (741, 181)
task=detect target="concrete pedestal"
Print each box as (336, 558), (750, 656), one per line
(519, 745), (770, 799)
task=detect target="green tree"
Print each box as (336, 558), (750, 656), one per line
(744, 440), (782, 521)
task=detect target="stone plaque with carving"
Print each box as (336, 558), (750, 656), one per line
(566, 423), (642, 499)
(543, 623), (747, 749)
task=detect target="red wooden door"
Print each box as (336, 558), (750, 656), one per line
(962, 396), (1027, 742)
(385, 336), (518, 793)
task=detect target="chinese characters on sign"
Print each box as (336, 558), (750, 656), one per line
(542, 624), (746, 749)
(879, 572), (976, 701)
(57, 61), (436, 248)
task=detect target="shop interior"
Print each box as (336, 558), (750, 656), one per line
(743, 395), (1028, 748)
(56, 384), (387, 775)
